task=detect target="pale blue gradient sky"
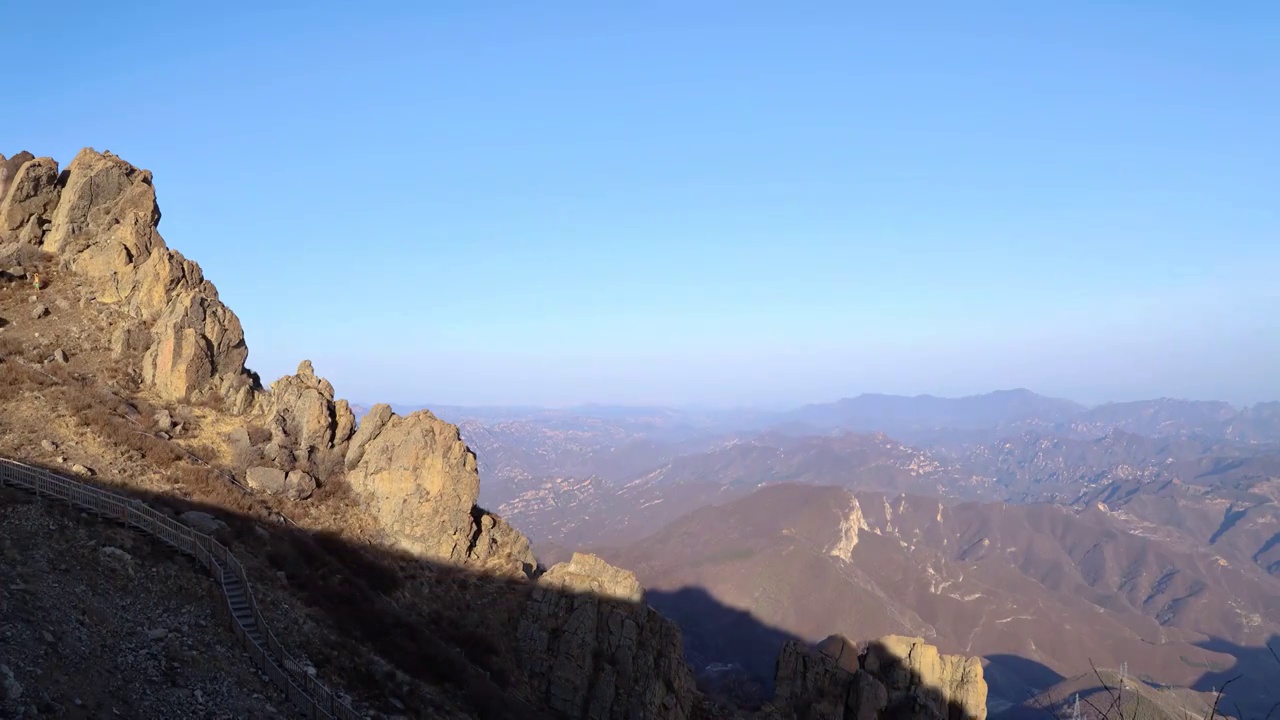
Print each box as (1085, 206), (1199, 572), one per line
(6, 1), (1278, 407)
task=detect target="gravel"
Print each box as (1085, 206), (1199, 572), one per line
(0, 486), (282, 719)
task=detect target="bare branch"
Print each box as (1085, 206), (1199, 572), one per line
(1205, 675), (1240, 720)
(1024, 686), (1063, 720)
(1091, 660), (1123, 719)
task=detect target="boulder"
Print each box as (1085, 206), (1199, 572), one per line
(44, 148), (161, 258)
(0, 156), (61, 244)
(110, 323), (150, 360)
(774, 638), (884, 720)
(517, 553), (697, 720)
(341, 405), (542, 576)
(537, 553), (642, 603)
(179, 511), (228, 534)
(345, 402), (393, 470)
(0, 662), (23, 702)
(333, 398), (356, 446)
(284, 470), (316, 501)
(816, 634), (862, 673)
(246, 466), (287, 495)
(17, 215), (43, 244)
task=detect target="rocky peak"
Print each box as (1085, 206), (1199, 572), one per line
(772, 634), (987, 720)
(1, 147), (258, 412)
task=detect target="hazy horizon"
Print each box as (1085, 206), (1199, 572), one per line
(355, 387), (1279, 415)
(8, 2), (1278, 407)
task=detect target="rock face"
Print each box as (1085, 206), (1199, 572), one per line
(516, 553), (698, 720)
(772, 634), (986, 720)
(341, 403), (536, 576)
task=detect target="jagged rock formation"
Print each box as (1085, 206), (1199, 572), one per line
(0, 148), (256, 411)
(342, 401), (536, 577)
(516, 553), (698, 719)
(255, 359), (356, 477)
(772, 634), (986, 720)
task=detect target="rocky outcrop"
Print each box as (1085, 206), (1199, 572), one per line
(341, 405), (540, 575)
(257, 360), (357, 473)
(245, 466), (316, 501)
(468, 508), (537, 577)
(516, 553), (698, 720)
(863, 636), (985, 720)
(4, 147), (257, 409)
(142, 290), (252, 410)
(0, 155), (61, 244)
(267, 360), (342, 451)
(772, 634), (986, 720)
(536, 553), (644, 603)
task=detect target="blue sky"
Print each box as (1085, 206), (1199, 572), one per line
(7, 1), (1278, 407)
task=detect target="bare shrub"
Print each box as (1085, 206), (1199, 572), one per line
(310, 446), (346, 486)
(230, 442), (262, 476)
(246, 424), (272, 445)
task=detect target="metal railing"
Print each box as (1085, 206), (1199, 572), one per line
(0, 459), (364, 720)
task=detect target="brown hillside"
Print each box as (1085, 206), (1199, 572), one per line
(605, 483), (1280, 718)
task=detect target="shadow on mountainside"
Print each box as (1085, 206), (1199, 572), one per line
(981, 655), (1066, 715)
(0, 458), (989, 720)
(1190, 636), (1280, 720)
(645, 586), (804, 705)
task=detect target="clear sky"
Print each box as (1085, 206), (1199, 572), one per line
(6, 1), (1279, 407)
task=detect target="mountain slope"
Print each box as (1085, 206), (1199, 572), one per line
(604, 484), (1280, 718)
